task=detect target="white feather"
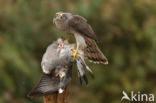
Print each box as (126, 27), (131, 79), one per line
(74, 33), (87, 49)
(58, 88), (64, 94)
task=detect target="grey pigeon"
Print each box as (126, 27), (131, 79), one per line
(28, 38), (93, 98)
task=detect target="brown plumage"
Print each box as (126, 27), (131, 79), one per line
(84, 37), (108, 64)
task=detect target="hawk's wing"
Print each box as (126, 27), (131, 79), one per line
(68, 15), (108, 64)
(68, 15), (98, 42)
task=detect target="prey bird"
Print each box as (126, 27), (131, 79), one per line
(28, 39), (73, 98)
(28, 38), (94, 98)
(53, 12), (108, 64)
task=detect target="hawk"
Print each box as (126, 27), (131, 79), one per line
(53, 12), (108, 64)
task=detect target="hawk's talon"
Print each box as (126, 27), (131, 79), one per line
(71, 50), (78, 59)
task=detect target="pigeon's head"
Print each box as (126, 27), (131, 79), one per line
(58, 43), (64, 49)
(57, 38), (65, 52)
(57, 38), (68, 48)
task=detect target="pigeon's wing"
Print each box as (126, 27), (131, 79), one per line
(68, 15), (98, 42)
(41, 40), (74, 74)
(28, 66), (72, 98)
(41, 42), (59, 74)
(28, 74), (59, 98)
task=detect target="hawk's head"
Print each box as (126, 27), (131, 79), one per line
(53, 12), (73, 29)
(55, 12), (72, 20)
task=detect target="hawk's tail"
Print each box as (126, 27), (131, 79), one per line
(84, 37), (108, 64)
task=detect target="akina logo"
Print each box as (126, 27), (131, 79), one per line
(121, 91), (155, 102)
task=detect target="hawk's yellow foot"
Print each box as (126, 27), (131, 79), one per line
(71, 47), (79, 59)
(71, 50), (78, 59)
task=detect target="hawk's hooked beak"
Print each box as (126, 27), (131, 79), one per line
(56, 13), (63, 19)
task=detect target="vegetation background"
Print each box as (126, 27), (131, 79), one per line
(0, 0), (156, 103)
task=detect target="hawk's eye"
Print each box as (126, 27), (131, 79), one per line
(61, 14), (67, 20)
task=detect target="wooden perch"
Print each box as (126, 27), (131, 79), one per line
(43, 84), (70, 103)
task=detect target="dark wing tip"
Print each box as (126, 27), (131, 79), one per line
(27, 74), (58, 98)
(27, 90), (43, 98)
(79, 76), (83, 85)
(89, 72), (95, 79)
(28, 89), (57, 98)
(82, 75), (88, 85)
(78, 74), (88, 85)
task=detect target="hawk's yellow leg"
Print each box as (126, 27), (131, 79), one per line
(71, 46), (79, 59)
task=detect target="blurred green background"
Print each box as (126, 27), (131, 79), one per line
(0, 0), (156, 103)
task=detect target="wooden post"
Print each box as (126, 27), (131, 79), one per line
(43, 84), (70, 103)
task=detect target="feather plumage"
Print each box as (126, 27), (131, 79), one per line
(84, 37), (108, 64)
